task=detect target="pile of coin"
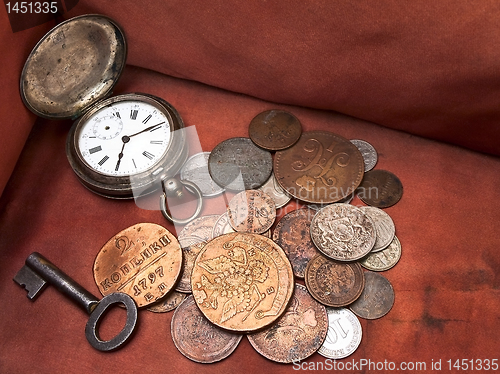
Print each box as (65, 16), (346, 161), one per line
(92, 109), (404, 363)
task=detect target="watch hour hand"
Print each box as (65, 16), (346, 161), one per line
(115, 136), (130, 171)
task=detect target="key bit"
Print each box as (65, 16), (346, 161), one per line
(14, 252), (138, 351)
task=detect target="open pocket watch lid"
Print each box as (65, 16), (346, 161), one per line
(20, 14), (127, 120)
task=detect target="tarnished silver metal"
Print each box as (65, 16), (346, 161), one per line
(160, 178), (203, 225)
(350, 139), (378, 172)
(180, 152), (225, 197)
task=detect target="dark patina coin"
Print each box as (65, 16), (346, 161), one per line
(171, 295), (243, 363)
(305, 254), (365, 307)
(208, 137), (273, 191)
(247, 284), (328, 363)
(248, 109), (302, 151)
(349, 271), (395, 319)
(357, 169), (403, 208)
(274, 131), (364, 204)
(272, 208), (319, 278)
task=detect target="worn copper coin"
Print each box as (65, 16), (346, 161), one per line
(274, 131), (364, 204)
(247, 284), (328, 363)
(350, 139), (378, 172)
(349, 271), (395, 319)
(357, 169), (403, 208)
(208, 137), (273, 191)
(227, 190), (276, 234)
(272, 209), (319, 278)
(360, 236), (402, 271)
(191, 232), (294, 332)
(93, 223), (182, 308)
(180, 152), (225, 197)
(359, 206), (395, 252)
(310, 203), (376, 261)
(248, 109), (302, 151)
(212, 212), (271, 239)
(305, 254), (365, 307)
(257, 173), (291, 209)
(147, 290), (187, 313)
(318, 308), (362, 359)
(171, 295), (243, 363)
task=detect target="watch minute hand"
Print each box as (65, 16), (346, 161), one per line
(128, 124), (162, 137)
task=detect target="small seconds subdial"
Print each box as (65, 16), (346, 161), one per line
(78, 101), (172, 177)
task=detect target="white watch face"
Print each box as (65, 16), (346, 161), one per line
(78, 100), (172, 176)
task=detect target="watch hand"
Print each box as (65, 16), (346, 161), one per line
(115, 136), (130, 171)
(128, 124), (162, 138)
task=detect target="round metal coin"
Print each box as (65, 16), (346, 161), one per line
(310, 203), (376, 261)
(305, 254), (365, 307)
(274, 131), (364, 204)
(318, 308), (362, 359)
(180, 152), (225, 197)
(171, 295), (243, 363)
(227, 190), (276, 234)
(359, 206), (395, 252)
(257, 173), (291, 209)
(349, 271), (395, 319)
(211, 212), (236, 239)
(360, 236), (402, 272)
(93, 223), (182, 308)
(191, 232), (294, 332)
(248, 109), (302, 151)
(357, 169), (403, 208)
(147, 291), (187, 313)
(208, 137), (273, 191)
(272, 208), (319, 278)
(350, 139), (378, 172)
(247, 284), (328, 363)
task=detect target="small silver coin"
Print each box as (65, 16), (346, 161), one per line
(360, 235), (402, 271)
(257, 173), (291, 209)
(208, 137), (273, 191)
(180, 152), (225, 197)
(211, 212), (236, 239)
(318, 308), (362, 359)
(350, 139), (377, 172)
(359, 206), (395, 252)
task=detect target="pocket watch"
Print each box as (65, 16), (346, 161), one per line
(20, 14), (190, 200)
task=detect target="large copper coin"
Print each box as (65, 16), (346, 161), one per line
(272, 209), (319, 278)
(247, 284), (328, 363)
(248, 109), (302, 151)
(305, 254), (365, 307)
(176, 215), (220, 293)
(171, 295), (243, 363)
(147, 290), (187, 313)
(191, 232), (294, 332)
(357, 169), (403, 208)
(93, 223), (182, 308)
(359, 206), (395, 252)
(360, 236), (402, 272)
(318, 308), (362, 359)
(274, 131), (364, 204)
(208, 137), (273, 191)
(349, 271), (395, 319)
(227, 190), (276, 234)
(310, 203), (376, 261)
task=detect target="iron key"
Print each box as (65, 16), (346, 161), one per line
(14, 252), (138, 352)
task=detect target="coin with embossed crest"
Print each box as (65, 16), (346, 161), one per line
(191, 232), (294, 332)
(248, 109), (302, 151)
(357, 169), (403, 208)
(247, 284), (328, 363)
(360, 236), (401, 271)
(349, 271), (395, 319)
(318, 308), (362, 359)
(147, 291), (187, 313)
(93, 223), (182, 308)
(257, 173), (291, 209)
(274, 131), (364, 204)
(359, 206), (395, 252)
(350, 139), (377, 172)
(272, 209), (319, 278)
(180, 152), (225, 197)
(305, 254), (365, 307)
(171, 295), (243, 363)
(227, 190), (276, 234)
(310, 203), (376, 261)
(208, 137), (273, 191)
